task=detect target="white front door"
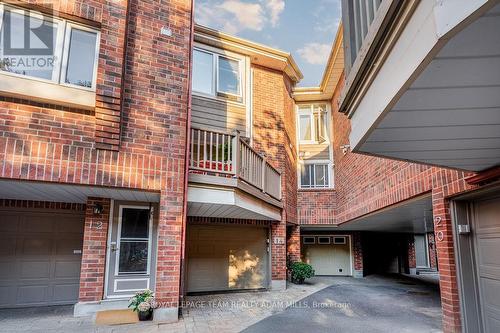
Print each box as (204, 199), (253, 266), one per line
(106, 203), (155, 298)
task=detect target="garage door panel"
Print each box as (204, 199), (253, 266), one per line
(0, 208), (84, 308)
(0, 213), (20, 231)
(187, 225), (268, 293)
(54, 261), (81, 278)
(0, 238), (16, 255)
(20, 261), (51, 279)
(22, 238), (51, 255)
(53, 284), (80, 302)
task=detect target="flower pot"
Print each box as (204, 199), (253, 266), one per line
(138, 309), (153, 321)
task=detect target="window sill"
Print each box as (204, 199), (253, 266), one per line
(298, 188), (335, 192)
(0, 72), (96, 110)
(192, 91), (245, 107)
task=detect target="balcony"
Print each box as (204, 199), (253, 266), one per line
(187, 128), (282, 221)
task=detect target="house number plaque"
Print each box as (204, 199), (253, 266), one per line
(273, 237), (285, 245)
(434, 216), (444, 242)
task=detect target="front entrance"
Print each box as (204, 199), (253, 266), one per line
(105, 202), (157, 298)
(186, 224), (269, 293)
(302, 235), (352, 276)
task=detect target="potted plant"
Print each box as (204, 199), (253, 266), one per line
(128, 289), (155, 321)
(290, 261), (315, 284)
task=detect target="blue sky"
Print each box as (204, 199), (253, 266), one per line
(195, 0), (341, 87)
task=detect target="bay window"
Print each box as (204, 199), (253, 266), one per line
(0, 4), (100, 90)
(192, 47), (242, 100)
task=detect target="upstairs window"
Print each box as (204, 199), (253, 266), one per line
(0, 5), (100, 90)
(300, 162), (331, 189)
(192, 47), (242, 100)
(297, 104), (328, 144)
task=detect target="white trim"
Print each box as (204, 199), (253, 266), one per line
(192, 45), (245, 102)
(0, 4), (100, 92)
(115, 205), (153, 276)
(303, 234), (353, 276)
(104, 199), (114, 299)
(113, 278), (150, 293)
(333, 236), (347, 244)
(298, 160), (333, 189)
(302, 236), (316, 244)
(60, 23), (100, 91)
(317, 236), (331, 244)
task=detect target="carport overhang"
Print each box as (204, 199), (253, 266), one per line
(0, 178), (160, 203)
(301, 194), (433, 233)
(341, 0), (500, 172)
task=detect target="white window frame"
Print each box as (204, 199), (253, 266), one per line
(60, 22), (101, 91)
(302, 236), (316, 244)
(317, 236), (331, 244)
(296, 103), (329, 144)
(333, 236), (347, 245)
(299, 160), (333, 189)
(0, 4), (100, 91)
(192, 46), (243, 100)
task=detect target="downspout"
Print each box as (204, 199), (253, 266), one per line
(179, 0), (195, 313)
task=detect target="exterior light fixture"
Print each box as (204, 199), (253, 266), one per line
(340, 144), (350, 155)
(93, 203), (104, 215)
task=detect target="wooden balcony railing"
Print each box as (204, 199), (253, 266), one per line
(189, 127), (282, 201)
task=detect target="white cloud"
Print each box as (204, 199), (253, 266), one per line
(195, 0), (285, 34)
(297, 43), (331, 65)
(263, 0), (285, 27)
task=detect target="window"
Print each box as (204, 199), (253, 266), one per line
(297, 104), (328, 143)
(300, 162), (330, 188)
(333, 236), (346, 245)
(192, 47), (242, 99)
(303, 236), (316, 244)
(317, 236), (331, 244)
(0, 5), (100, 90)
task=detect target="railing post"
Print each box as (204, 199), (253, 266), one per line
(261, 153), (266, 193)
(232, 130), (240, 177)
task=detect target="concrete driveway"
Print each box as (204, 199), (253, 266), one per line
(243, 274), (442, 333)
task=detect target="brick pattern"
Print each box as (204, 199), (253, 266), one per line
(428, 233), (438, 269)
(252, 65), (296, 281)
(286, 225), (301, 263)
(297, 190), (336, 224)
(408, 236), (416, 269)
(79, 197), (110, 302)
(189, 216), (271, 227)
(0, 198), (85, 211)
(352, 232), (363, 273)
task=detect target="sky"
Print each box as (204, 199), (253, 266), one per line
(195, 0), (342, 87)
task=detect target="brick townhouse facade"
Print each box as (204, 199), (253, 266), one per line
(1, 1), (500, 332)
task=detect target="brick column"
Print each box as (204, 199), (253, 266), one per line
(433, 190), (461, 333)
(428, 233), (438, 269)
(154, 191), (183, 323)
(352, 232), (364, 278)
(286, 224), (301, 263)
(408, 236), (417, 275)
(271, 222), (287, 290)
(78, 197), (110, 302)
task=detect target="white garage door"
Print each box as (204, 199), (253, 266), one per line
(0, 208), (84, 308)
(303, 236), (351, 276)
(474, 196), (500, 332)
(186, 225), (269, 293)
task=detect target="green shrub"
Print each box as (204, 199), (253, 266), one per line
(290, 262), (315, 284)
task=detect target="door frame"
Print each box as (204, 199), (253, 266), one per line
(450, 183), (500, 333)
(301, 234), (353, 276)
(414, 234), (430, 268)
(104, 201), (156, 299)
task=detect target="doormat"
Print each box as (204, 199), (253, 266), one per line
(95, 309), (139, 325)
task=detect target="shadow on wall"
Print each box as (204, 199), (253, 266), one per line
(229, 250), (264, 289)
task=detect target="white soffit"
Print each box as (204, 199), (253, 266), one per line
(0, 179), (160, 203)
(355, 2), (500, 172)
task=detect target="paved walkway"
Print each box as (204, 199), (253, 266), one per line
(243, 274), (443, 333)
(0, 278), (330, 333)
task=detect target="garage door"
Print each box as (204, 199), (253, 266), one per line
(303, 236), (351, 276)
(474, 196), (500, 332)
(186, 225), (269, 293)
(0, 208), (84, 308)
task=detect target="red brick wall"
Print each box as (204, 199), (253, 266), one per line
(252, 65), (296, 281)
(298, 190), (336, 224)
(79, 197), (110, 302)
(286, 225), (301, 263)
(428, 233), (438, 269)
(352, 232), (363, 273)
(408, 236), (416, 269)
